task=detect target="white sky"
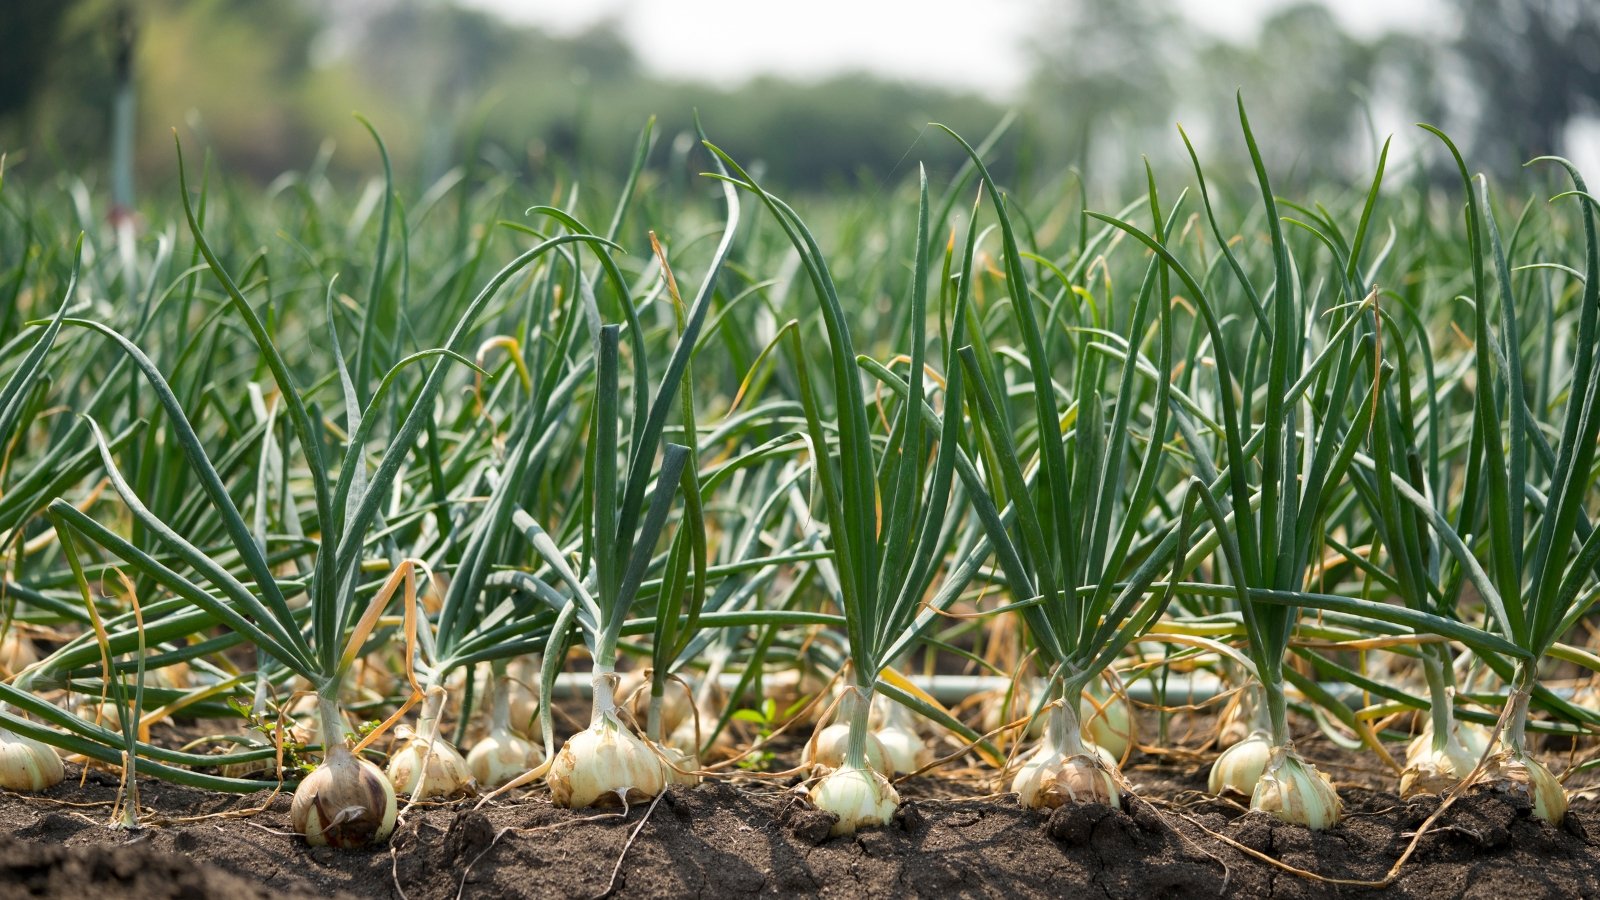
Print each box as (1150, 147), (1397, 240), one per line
(463, 0), (1446, 98)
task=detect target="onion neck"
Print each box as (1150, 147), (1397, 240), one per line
(489, 662), (513, 735)
(841, 685), (874, 769)
(590, 664), (617, 727)
(1505, 663), (1534, 756)
(1261, 677), (1293, 749)
(1421, 649), (1458, 753)
(418, 685), (447, 744)
(646, 680), (665, 743)
(317, 694), (350, 759)
(1045, 697), (1088, 758)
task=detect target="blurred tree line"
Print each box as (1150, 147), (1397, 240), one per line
(1023, 0), (1599, 184)
(1, 0), (1597, 192)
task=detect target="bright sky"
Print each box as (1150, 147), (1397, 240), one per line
(463, 0), (1447, 98)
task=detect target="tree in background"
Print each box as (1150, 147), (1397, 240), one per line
(1453, 0), (1600, 173)
(1023, 0), (1185, 180)
(4, 0), (1597, 189)
(0, 1), (78, 122)
(1188, 5), (1379, 180)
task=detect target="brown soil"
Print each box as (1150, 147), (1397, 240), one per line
(1, 741), (1596, 900)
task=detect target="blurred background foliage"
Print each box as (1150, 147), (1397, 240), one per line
(1, 0), (1598, 196)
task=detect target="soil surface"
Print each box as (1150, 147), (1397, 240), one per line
(1, 737), (1596, 900)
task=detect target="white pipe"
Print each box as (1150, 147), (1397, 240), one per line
(549, 671), (1229, 704)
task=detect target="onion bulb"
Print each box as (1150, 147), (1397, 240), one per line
(386, 724), (474, 800)
(291, 699), (397, 849)
(468, 667), (542, 789)
(1250, 746), (1342, 830)
(1080, 688), (1135, 762)
(1013, 745), (1120, 809)
(654, 740), (699, 787)
(0, 723), (63, 791)
(869, 698), (928, 776)
(547, 716), (667, 808)
(506, 656), (542, 739)
(810, 763), (899, 836)
(1400, 721), (1486, 798)
(546, 671), (666, 808)
(804, 722), (889, 775)
(385, 685), (474, 800)
(1209, 730), (1272, 797)
(467, 727), (540, 789)
(0, 631), (38, 678)
(1011, 701), (1120, 809)
(1478, 748), (1567, 825)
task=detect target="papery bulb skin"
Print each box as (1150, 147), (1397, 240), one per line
(291, 745), (398, 849)
(1011, 742), (1121, 810)
(0, 726), (64, 791)
(1209, 731), (1273, 797)
(1477, 749), (1567, 825)
(546, 716), (668, 809)
(0, 631), (38, 678)
(1011, 701), (1121, 810)
(803, 723), (888, 775)
(467, 727), (542, 790)
(1080, 690), (1135, 762)
(1399, 722), (1485, 798)
(1250, 747), (1343, 830)
(809, 764), (899, 836)
(386, 725), (475, 799)
(654, 740), (699, 787)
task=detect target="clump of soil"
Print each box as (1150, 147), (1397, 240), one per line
(1, 751), (1596, 898)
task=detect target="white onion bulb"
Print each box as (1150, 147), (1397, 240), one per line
(0, 631), (38, 678)
(1011, 701), (1121, 809)
(467, 726), (541, 790)
(546, 716), (667, 808)
(506, 656), (542, 739)
(385, 685), (474, 800)
(386, 724), (475, 799)
(804, 723), (888, 775)
(1250, 747), (1342, 830)
(0, 724), (63, 791)
(1080, 689), (1135, 762)
(869, 699), (928, 776)
(1209, 730), (1272, 797)
(810, 763), (899, 835)
(1400, 722), (1486, 798)
(1012, 744), (1120, 809)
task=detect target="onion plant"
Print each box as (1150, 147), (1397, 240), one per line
(707, 151), (992, 834)
(1090, 99), (1395, 829)
(492, 153), (739, 809)
(937, 134), (1189, 811)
